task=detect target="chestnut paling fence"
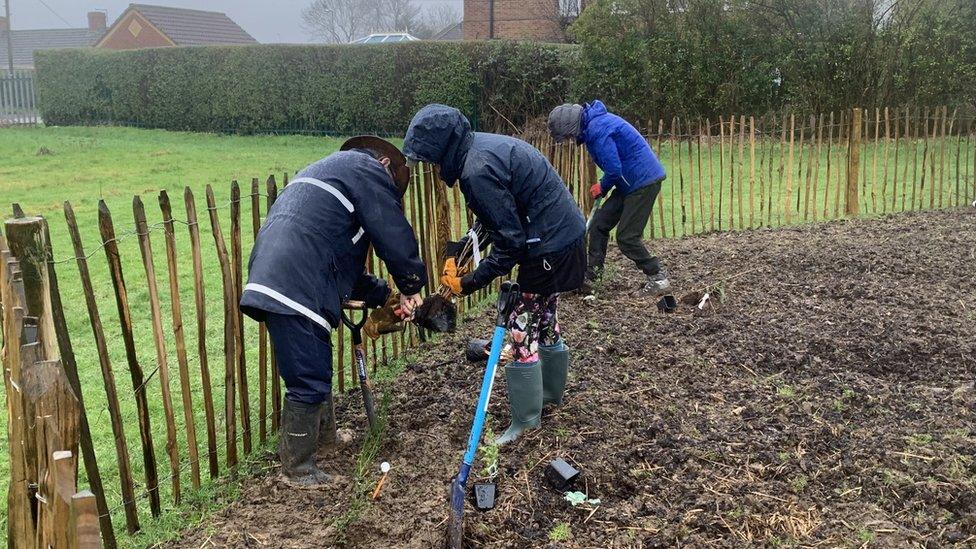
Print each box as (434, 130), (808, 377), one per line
(1, 107), (973, 547)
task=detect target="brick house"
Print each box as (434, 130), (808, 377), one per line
(462, 0), (588, 41)
(94, 4), (256, 50)
(0, 12), (106, 70)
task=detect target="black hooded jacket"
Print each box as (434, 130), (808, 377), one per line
(240, 150), (427, 331)
(403, 104), (585, 294)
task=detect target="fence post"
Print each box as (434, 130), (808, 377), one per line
(1, 231), (36, 546)
(3, 215), (93, 548)
(846, 107), (862, 216)
(70, 490), (102, 549)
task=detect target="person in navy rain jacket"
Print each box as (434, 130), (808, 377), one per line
(241, 136), (427, 486)
(548, 100), (671, 294)
(402, 104), (586, 446)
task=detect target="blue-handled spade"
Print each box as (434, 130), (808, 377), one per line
(446, 281), (518, 548)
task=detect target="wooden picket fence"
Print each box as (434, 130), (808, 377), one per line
(1, 218), (101, 548)
(1, 106), (973, 547)
(0, 70), (39, 126)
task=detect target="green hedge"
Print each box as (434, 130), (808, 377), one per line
(35, 42), (577, 134)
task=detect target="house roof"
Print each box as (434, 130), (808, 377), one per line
(432, 21), (463, 41)
(0, 28), (103, 68)
(351, 32), (420, 44)
(126, 4), (257, 46)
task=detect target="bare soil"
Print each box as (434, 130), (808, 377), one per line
(173, 209), (976, 548)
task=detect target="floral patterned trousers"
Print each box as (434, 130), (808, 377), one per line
(506, 292), (561, 364)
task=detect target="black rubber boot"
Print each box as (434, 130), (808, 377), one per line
(466, 338), (490, 362)
(279, 399), (332, 486)
(495, 362), (543, 446)
(318, 393), (338, 450)
(539, 340), (570, 406)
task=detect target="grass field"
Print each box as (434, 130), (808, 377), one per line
(0, 124), (973, 546)
(0, 126), (347, 546)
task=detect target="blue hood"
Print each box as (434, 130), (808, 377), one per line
(580, 99), (609, 140)
(402, 104), (474, 186)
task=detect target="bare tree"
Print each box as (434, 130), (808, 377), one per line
(381, 0), (423, 33)
(304, 0), (443, 42)
(302, 0), (380, 43)
(412, 4), (463, 38)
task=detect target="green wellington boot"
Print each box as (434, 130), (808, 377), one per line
(495, 362), (543, 446)
(539, 340), (570, 406)
(279, 399), (332, 487)
(318, 393), (338, 450)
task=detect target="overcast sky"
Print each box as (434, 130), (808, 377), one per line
(6, 0), (462, 43)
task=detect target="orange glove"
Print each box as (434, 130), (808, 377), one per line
(440, 257), (464, 296)
(590, 183), (603, 199)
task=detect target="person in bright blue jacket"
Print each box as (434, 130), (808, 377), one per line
(548, 100), (671, 294)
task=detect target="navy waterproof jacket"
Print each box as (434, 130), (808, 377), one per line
(403, 104), (585, 294)
(240, 151), (427, 331)
(581, 100), (667, 196)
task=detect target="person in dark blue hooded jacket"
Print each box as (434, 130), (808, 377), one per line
(548, 100), (671, 294)
(402, 104), (586, 446)
(241, 136), (427, 486)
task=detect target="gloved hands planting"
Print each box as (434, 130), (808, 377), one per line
(399, 292), (423, 320)
(364, 291), (407, 340)
(440, 257), (464, 296)
(590, 183), (603, 200)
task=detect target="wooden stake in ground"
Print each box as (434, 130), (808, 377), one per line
(718, 115), (726, 231)
(846, 107), (862, 216)
(205, 185), (238, 470)
(184, 188), (219, 479)
(893, 109), (902, 212)
(706, 119), (715, 231)
(230, 182), (251, 454)
(97, 200), (161, 516)
(777, 114), (788, 226)
(749, 116), (756, 229)
(253, 178), (268, 443)
(834, 110), (847, 218)
(159, 190), (201, 489)
(1, 233), (34, 546)
(696, 120), (706, 233)
(802, 115), (815, 221)
(901, 107), (910, 212)
(785, 114), (797, 224)
(810, 114), (823, 222)
(69, 490), (100, 549)
(64, 202), (139, 533)
(685, 119), (697, 234)
(911, 107), (922, 211)
(882, 108), (891, 214)
(266, 178), (281, 431)
(670, 117), (682, 236)
(737, 115), (746, 229)
(795, 115), (807, 217)
(757, 116), (767, 225)
(33, 215), (117, 547)
(871, 108), (880, 213)
(823, 112), (834, 219)
(656, 119), (666, 238)
(133, 196), (182, 503)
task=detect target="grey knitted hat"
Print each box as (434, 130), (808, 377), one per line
(547, 103), (584, 143)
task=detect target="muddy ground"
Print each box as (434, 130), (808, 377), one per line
(174, 209), (976, 548)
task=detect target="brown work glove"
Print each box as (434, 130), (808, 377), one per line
(363, 291), (406, 340)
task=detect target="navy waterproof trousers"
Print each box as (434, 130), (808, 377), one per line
(265, 312), (333, 405)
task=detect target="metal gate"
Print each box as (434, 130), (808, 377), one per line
(0, 70), (39, 126)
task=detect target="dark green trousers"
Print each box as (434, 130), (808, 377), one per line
(587, 181), (663, 277)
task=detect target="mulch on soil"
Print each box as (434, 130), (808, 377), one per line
(173, 209), (976, 548)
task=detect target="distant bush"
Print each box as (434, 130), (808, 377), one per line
(35, 41), (576, 134)
(569, 0), (976, 124)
